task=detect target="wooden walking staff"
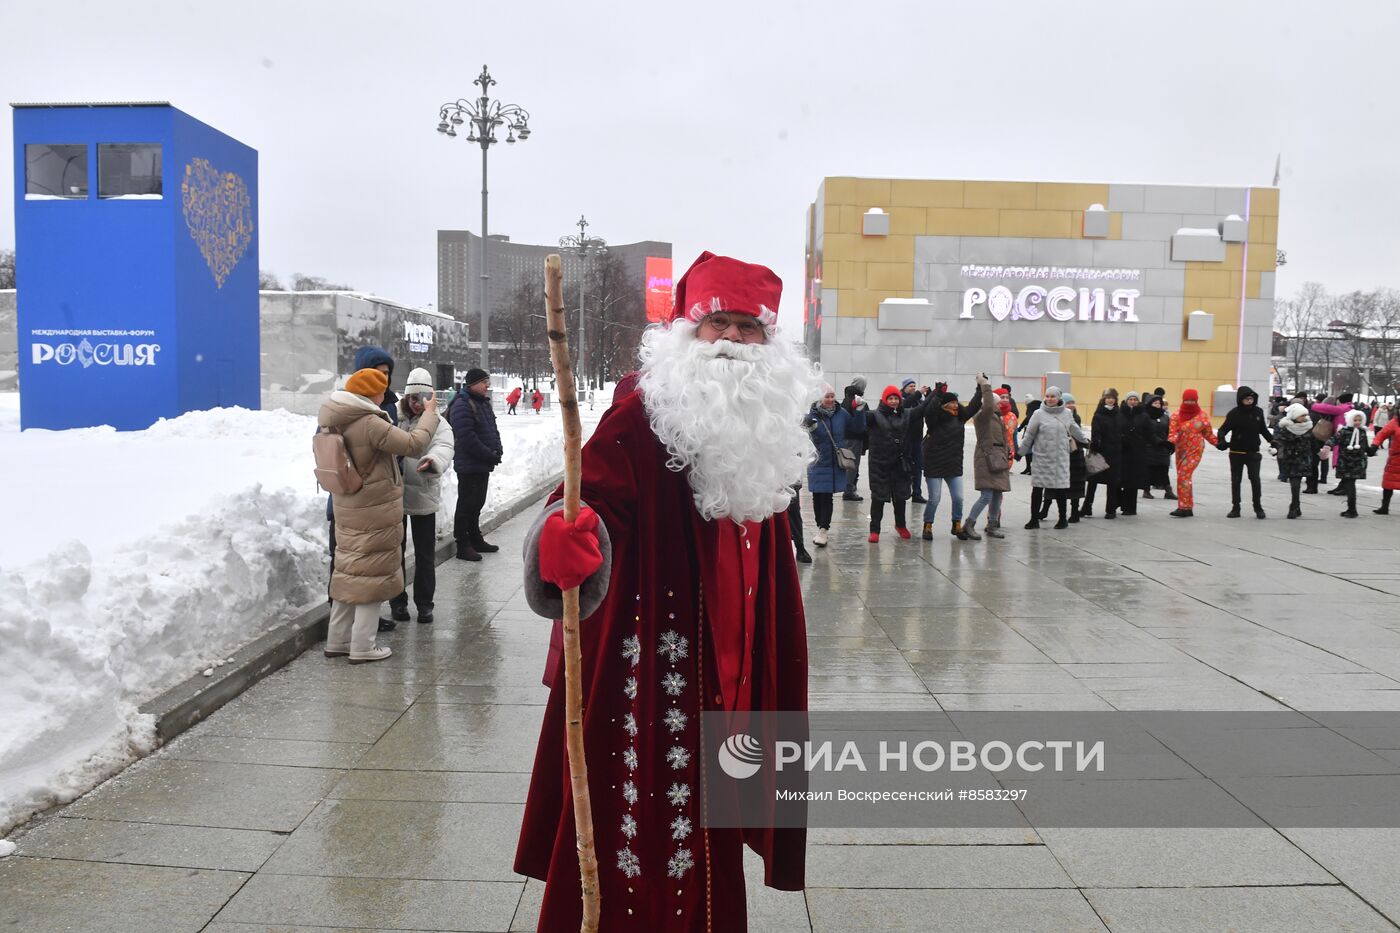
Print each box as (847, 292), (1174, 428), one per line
(544, 253), (601, 931)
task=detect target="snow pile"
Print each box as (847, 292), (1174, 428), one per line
(0, 393), (575, 834)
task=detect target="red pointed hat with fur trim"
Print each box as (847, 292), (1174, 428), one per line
(669, 251), (781, 327)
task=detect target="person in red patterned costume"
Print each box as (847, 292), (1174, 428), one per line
(515, 251), (819, 932)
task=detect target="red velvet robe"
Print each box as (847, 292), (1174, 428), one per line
(514, 390), (809, 932)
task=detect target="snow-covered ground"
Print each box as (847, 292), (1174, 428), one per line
(0, 390), (601, 835)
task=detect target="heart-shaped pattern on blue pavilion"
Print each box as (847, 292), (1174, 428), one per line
(181, 158), (254, 288)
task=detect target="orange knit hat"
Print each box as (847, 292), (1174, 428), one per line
(346, 367), (389, 397)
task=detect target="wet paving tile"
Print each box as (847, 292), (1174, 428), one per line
(15, 815), (283, 872)
(0, 857), (248, 932)
(215, 872), (521, 931)
(261, 799), (524, 882)
(63, 757), (345, 832)
(806, 888), (1109, 932)
(1084, 885), (1392, 933)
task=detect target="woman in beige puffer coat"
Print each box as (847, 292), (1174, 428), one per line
(318, 367), (439, 663)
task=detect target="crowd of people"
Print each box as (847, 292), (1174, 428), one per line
(315, 348), (510, 664)
(802, 376), (1399, 547)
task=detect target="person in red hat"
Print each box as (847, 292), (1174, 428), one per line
(515, 251), (819, 932)
(1167, 388), (1218, 516)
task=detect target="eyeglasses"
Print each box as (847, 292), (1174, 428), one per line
(700, 313), (764, 336)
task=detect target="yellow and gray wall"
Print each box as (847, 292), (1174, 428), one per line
(804, 178), (1279, 414)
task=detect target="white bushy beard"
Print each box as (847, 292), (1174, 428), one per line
(638, 321), (821, 523)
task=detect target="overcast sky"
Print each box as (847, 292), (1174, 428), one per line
(2, 0), (1397, 328)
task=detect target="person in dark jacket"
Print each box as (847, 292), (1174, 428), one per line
(1216, 384), (1273, 518)
(449, 367), (503, 561)
(1274, 402), (1315, 519)
(328, 345), (405, 630)
(1308, 392), (1332, 493)
(803, 383), (865, 547)
(1141, 394), (1175, 499)
(866, 385), (917, 542)
(921, 380), (983, 539)
(1017, 396), (1040, 474)
(1083, 388), (1124, 519)
(901, 378), (929, 502)
(1117, 391), (1149, 516)
(841, 377), (870, 500)
(1327, 410), (1376, 517)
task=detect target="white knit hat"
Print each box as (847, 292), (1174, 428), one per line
(404, 367), (435, 395)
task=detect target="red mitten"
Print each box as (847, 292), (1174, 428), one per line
(539, 507), (603, 591)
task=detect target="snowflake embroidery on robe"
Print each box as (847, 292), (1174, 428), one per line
(623, 712), (638, 737)
(661, 672), (686, 697)
(667, 746), (691, 769)
(621, 814), (637, 839)
(664, 708), (688, 733)
(667, 782), (691, 806)
(621, 635), (641, 667)
(623, 781), (639, 805)
(622, 746), (639, 770)
(618, 847), (641, 878)
(671, 815), (692, 840)
(658, 631), (689, 663)
(667, 848), (694, 879)
(623, 676), (638, 700)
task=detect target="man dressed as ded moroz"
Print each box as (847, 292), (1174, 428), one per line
(515, 251), (819, 931)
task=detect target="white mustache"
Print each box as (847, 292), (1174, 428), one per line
(693, 339), (763, 363)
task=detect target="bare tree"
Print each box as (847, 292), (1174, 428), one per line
(1372, 287), (1400, 397)
(291, 273), (355, 291)
(581, 252), (646, 390)
(258, 269), (283, 290)
(0, 248), (15, 289)
(1275, 282), (1329, 394)
(496, 270), (550, 386)
(1331, 289), (1377, 393)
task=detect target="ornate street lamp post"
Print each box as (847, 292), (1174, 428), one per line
(559, 215), (607, 401)
(437, 65), (532, 372)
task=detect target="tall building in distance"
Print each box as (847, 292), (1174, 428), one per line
(438, 230), (673, 326)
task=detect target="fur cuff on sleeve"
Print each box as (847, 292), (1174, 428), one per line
(521, 500), (613, 621)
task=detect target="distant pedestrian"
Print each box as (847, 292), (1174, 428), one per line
(1141, 394), (1175, 499)
(531, 388), (544, 414)
(1375, 403), (1392, 431)
(1273, 402), (1314, 519)
(787, 484), (811, 563)
(506, 385), (523, 415)
(803, 383), (865, 548)
(1117, 391), (1148, 516)
(1328, 410), (1375, 518)
(902, 378), (929, 502)
(1216, 385), (1273, 518)
(921, 380), (982, 539)
(1372, 413), (1398, 515)
(1168, 389), (1218, 517)
(961, 374), (1011, 540)
(1039, 393), (1087, 522)
(1018, 395), (1040, 474)
(866, 385), (917, 542)
(841, 376), (870, 500)
(1083, 388), (1124, 519)
(394, 368), (455, 624)
(318, 367), (440, 664)
(1022, 385), (1086, 529)
(450, 368), (503, 561)
(328, 345), (402, 631)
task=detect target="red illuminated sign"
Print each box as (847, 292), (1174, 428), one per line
(645, 257), (673, 322)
